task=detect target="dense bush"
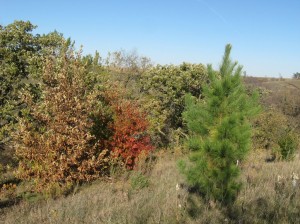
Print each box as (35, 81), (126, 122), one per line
(102, 89), (153, 169)
(14, 48), (110, 193)
(0, 20), (65, 150)
(139, 63), (208, 146)
(252, 109), (288, 150)
(252, 109), (299, 160)
(277, 131), (299, 160)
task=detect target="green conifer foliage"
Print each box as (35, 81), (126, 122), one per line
(181, 44), (260, 205)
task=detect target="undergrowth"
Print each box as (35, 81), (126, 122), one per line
(1, 150), (300, 224)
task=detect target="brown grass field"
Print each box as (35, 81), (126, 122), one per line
(1, 148), (300, 223)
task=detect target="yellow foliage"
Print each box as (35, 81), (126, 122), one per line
(14, 48), (111, 194)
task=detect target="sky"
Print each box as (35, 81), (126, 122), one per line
(1, 0), (299, 77)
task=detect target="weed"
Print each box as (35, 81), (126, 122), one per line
(130, 172), (149, 190)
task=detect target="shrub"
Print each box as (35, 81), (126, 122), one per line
(0, 21), (65, 149)
(0, 183), (17, 201)
(103, 89), (154, 170)
(252, 109), (288, 150)
(277, 131), (299, 160)
(14, 47), (110, 193)
(139, 63), (208, 146)
(252, 109), (299, 160)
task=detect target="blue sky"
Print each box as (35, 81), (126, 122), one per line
(1, 0), (299, 77)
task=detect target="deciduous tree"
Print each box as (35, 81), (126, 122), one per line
(15, 47), (110, 193)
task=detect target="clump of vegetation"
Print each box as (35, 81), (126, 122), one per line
(130, 171), (149, 190)
(253, 110), (288, 149)
(102, 89), (154, 170)
(277, 131), (299, 161)
(293, 72), (300, 79)
(180, 44), (259, 205)
(0, 20), (65, 149)
(253, 109), (299, 161)
(140, 63), (208, 146)
(11, 41), (154, 195)
(14, 46), (111, 194)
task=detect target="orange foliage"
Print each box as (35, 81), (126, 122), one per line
(15, 48), (153, 194)
(15, 50), (110, 192)
(104, 89), (153, 169)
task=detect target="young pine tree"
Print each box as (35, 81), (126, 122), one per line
(181, 44), (260, 205)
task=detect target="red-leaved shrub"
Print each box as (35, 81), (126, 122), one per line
(104, 89), (153, 169)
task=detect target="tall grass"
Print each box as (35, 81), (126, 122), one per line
(1, 150), (300, 223)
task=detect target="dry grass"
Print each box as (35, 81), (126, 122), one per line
(0, 151), (187, 224)
(245, 77), (300, 134)
(232, 150), (300, 224)
(1, 149), (300, 223)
